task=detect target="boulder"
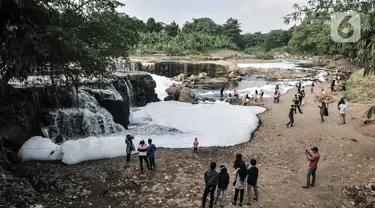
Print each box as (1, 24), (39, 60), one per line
(164, 94), (177, 101)
(228, 71), (236, 78)
(166, 85), (182, 97)
(179, 87), (196, 103)
(188, 74), (197, 81)
(227, 98), (243, 105)
(201, 97), (216, 102)
(197, 72), (207, 79)
(97, 99), (129, 129)
(0, 84), (43, 149)
(173, 73), (185, 82)
(127, 73), (159, 107)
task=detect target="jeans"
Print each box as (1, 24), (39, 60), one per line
(247, 183), (258, 203)
(306, 168), (317, 186)
(214, 188), (227, 206)
(148, 156), (155, 170)
(139, 156), (150, 171)
(202, 186), (216, 208)
(233, 188), (245, 205)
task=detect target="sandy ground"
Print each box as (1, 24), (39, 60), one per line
(16, 84), (375, 208)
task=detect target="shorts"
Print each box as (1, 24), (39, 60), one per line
(341, 113), (345, 117)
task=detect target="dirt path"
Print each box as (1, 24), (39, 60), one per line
(17, 84), (375, 208)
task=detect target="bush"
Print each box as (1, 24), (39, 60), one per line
(254, 53), (274, 60)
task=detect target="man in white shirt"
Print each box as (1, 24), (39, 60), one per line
(339, 103), (347, 124)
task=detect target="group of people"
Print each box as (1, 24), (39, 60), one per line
(125, 135), (157, 172)
(273, 85), (281, 103)
(222, 88), (264, 105)
(202, 154), (259, 208)
(287, 81), (348, 128)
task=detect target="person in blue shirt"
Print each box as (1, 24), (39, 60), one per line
(147, 139), (157, 171)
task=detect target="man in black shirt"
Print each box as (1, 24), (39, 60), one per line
(287, 105), (296, 128)
(247, 159), (259, 205)
(220, 88), (224, 100)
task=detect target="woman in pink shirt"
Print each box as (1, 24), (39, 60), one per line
(138, 140), (151, 172)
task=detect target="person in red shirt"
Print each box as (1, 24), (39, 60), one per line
(303, 147), (320, 188)
(193, 137), (199, 153)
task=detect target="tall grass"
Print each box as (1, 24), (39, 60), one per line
(346, 69), (375, 104)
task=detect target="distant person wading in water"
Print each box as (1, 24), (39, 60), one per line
(260, 89), (264, 102)
(302, 147), (320, 188)
(138, 140), (151, 172)
(220, 88), (224, 100)
(125, 135), (135, 162)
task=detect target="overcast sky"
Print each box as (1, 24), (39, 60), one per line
(118, 0), (307, 33)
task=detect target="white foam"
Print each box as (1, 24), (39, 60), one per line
(150, 74), (180, 100)
(18, 101), (265, 165)
(18, 136), (63, 161)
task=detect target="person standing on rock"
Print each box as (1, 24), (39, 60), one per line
(286, 105), (296, 128)
(202, 162), (218, 208)
(147, 139), (156, 171)
(293, 94), (303, 114)
(125, 135), (135, 162)
(247, 159), (259, 205)
(260, 89), (264, 102)
(302, 147), (320, 188)
(137, 140), (151, 173)
(214, 165), (230, 207)
(232, 162), (248, 206)
(234, 90), (239, 99)
(220, 88), (224, 101)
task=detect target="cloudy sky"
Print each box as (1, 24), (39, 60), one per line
(118, 0), (307, 33)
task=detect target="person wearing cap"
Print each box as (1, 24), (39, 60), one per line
(303, 147), (320, 188)
(125, 134), (135, 162)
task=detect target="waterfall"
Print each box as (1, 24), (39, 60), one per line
(114, 59), (139, 72)
(47, 90), (125, 139)
(124, 78), (134, 107)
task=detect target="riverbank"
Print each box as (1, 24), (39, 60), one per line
(14, 83), (375, 208)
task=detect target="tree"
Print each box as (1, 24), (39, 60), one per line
(181, 18), (221, 35)
(146, 17), (164, 32)
(263, 30), (291, 51)
(222, 18), (242, 46)
(164, 21), (180, 37)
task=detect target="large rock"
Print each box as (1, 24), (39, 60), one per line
(97, 99), (129, 129)
(166, 84), (182, 99)
(197, 72), (207, 79)
(179, 87), (196, 103)
(127, 73), (159, 107)
(173, 73), (185, 82)
(0, 84), (43, 149)
(227, 98), (243, 105)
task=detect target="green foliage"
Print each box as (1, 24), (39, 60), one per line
(135, 30), (238, 55)
(181, 18), (221, 35)
(264, 30), (292, 52)
(164, 21), (180, 37)
(146, 17), (164, 33)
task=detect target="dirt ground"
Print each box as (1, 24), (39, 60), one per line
(16, 84), (375, 208)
